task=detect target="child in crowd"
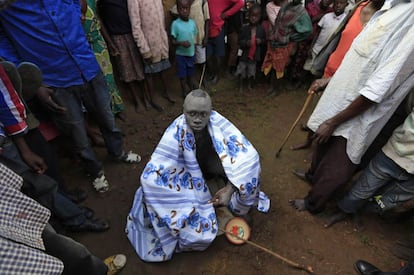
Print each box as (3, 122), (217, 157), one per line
(97, 0), (148, 113)
(170, 0), (210, 73)
(261, 0), (312, 96)
(128, 0), (173, 111)
(303, 0), (348, 72)
(234, 4), (265, 93)
(171, 0), (198, 98)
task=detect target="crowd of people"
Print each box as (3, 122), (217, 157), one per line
(0, 0), (414, 274)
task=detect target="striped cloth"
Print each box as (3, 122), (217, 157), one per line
(126, 111), (269, 262)
(0, 163), (63, 274)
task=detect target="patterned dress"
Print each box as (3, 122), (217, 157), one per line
(83, 0), (124, 114)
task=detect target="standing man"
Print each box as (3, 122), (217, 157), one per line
(205, 0), (244, 85)
(0, 1), (141, 192)
(289, 0), (414, 214)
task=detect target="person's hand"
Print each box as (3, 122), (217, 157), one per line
(108, 43), (120, 56)
(144, 57), (152, 64)
(308, 78), (330, 95)
(37, 86), (67, 114)
(21, 150), (47, 174)
(208, 184), (236, 207)
(312, 119), (336, 144)
(181, 41), (191, 48)
(256, 38), (262, 45)
(246, 40), (251, 47)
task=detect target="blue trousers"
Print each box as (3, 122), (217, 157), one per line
(339, 150), (414, 213)
(51, 72), (123, 177)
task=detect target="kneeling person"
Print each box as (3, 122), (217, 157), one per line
(126, 89), (269, 261)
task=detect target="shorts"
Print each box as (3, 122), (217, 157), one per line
(175, 55), (195, 79)
(206, 27), (225, 58)
(194, 45), (206, 64)
(234, 60), (256, 78)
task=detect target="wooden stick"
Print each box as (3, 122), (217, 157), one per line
(198, 63), (206, 89)
(219, 228), (314, 274)
(275, 92), (314, 158)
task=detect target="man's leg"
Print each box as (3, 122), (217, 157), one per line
(291, 137), (358, 214)
(51, 85), (103, 178)
(42, 224), (108, 275)
(82, 72), (124, 158)
(338, 151), (409, 213)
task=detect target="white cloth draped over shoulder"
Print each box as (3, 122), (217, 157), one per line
(126, 111), (270, 262)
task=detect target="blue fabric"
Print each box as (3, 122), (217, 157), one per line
(175, 55), (195, 78)
(0, 0), (100, 88)
(171, 18), (197, 57)
(126, 111), (270, 262)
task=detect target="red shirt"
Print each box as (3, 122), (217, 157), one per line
(208, 0), (244, 38)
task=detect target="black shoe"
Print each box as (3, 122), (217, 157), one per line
(67, 218), (110, 233)
(354, 260), (381, 275)
(292, 169), (310, 183)
(65, 188), (88, 204)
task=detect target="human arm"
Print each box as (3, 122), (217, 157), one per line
(221, 0), (244, 20)
(127, 0), (152, 63)
(308, 77), (331, 94)
(36, 86), (67, 114)
(13, 136), (47, 174)
(312, 95), (374, 144)
(95, 0), (120, 56)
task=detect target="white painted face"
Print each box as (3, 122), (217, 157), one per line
(183, 90), (212, 132)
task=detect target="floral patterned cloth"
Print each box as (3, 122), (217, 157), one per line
(83, 0), (124, 114)
(126, 111), (270, 262)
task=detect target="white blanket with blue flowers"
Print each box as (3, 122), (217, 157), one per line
(126, 111), (269, 262)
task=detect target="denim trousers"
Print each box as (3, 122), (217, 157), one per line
(51, 72), (123, 177)
(339, 150), (414, 213)
(43, 224), (107, 275)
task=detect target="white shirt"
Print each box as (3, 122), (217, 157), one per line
(312, 12), (347, 54)
(382, 93), (414, 174)
(307, 0), (414, 164)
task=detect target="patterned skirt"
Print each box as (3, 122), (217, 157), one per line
(112, 34), (145, 82)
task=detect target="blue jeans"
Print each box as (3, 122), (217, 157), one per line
(51, 72), (123, 177)
(339, 150), (414, 213)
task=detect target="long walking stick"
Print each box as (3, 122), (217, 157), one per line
(275, 92), (314, 158)
(219, 228), (314, 274)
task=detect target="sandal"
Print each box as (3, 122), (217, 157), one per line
(118, 151), (141, 164)
(92, 174), (109, 193)
(104, 254), (127, 275)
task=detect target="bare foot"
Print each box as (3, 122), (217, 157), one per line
(352, 213), (365, 231)
(289, 199), (306, 211)
(134, 103), (146, 113)
(323, 211), (348, 228)
(163, 91), (176, 104)
(290, 141), (312, 150)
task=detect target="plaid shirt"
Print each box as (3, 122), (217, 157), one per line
(0, 163), (63, 274)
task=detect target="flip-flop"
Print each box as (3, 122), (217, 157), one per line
(104, 254), (127, 275)
(17, 62), (42, 101)
(118, 150), (141, 164)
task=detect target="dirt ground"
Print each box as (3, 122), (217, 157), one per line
(62, 71), (412, 275)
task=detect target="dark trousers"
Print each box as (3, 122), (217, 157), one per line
(43, 224), (107, 275)
(304, 136), (358, 214)
(0, 141), (85, 226)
